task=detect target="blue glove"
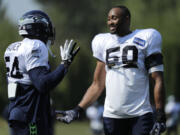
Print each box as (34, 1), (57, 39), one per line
(150, 109), (166, 135)
(55, 106), (84, 124)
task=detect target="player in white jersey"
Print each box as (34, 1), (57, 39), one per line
(4, 10), (79, 135)
(56, 5), (166, 135)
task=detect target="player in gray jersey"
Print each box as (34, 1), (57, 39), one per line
(56, 5), (166, 135)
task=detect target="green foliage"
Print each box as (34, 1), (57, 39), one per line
(1, 0), (180, 114)
(0, 6), (20, 113)
(0, 117), (178, 135)
(36, 0), (180, 108)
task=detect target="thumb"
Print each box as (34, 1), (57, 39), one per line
(56, 117), (71, 124)
(72, 47), (80, 57)
(55, 110), (66, 115)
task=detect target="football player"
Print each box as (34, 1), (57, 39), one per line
(56, 5), (166, 135)
(4, 10), (79, 135)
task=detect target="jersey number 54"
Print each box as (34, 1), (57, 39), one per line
(5, 56), (23, 79)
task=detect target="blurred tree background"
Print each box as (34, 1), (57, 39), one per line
(1, 0), (180, 115)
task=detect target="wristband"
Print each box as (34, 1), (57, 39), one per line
(75, 106), (84, 114)
(156, 109), (166, 123)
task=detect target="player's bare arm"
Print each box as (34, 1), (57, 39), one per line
(56, 60), (106, 123)
(150, 71), (166, 135)
(151, 71), (165, 110)
(78, 60), (106, 109)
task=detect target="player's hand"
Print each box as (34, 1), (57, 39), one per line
(55, 106), (84, 124)
(150, 109), (166, 135)
(60, 39), (80, 67)
(150, 122), (166, 135)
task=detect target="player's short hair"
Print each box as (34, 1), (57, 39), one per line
(111, 5), (131, 19)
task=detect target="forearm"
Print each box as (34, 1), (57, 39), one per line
(154, 82), (165, 110)
(150, 71), (167, 135)
(79, 61), (106, 109)
(43, 64), (68, 89)
(79, 84), (104, 109)
(153, 72), (166, 110)
(28, 64), (68, 93)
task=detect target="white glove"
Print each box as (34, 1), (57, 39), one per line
(60, 39), (80, 66)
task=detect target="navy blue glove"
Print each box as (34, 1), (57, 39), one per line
(56, 106), (84, 124)
(150, 109), (166, 135)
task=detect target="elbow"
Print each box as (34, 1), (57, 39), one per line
(37, 86), (47, 94)
(34, 79), (48, 94)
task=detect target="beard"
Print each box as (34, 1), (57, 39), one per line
(109, 21), (124, 33)
(109, 24), (117, 34)
(109, 23), (127, 35)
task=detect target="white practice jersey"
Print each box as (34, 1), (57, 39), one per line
(4, 38), (49, 85)
(92, 29), (164, 118)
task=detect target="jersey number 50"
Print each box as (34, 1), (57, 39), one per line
(106, 46), (138, 68)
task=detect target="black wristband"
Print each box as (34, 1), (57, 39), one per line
(75, 106), (84, 114)
(61, 61), (71, 68)
(156, 109), (166, 123)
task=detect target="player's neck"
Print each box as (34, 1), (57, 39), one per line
(117, 30), (132, 37)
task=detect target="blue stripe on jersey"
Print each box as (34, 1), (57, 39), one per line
(133, 37), (146, 47)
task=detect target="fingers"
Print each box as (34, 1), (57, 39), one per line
(63, 39), (75, 52)
(64, 40), (69, 51)
(60, 46), (64, 58)
(150, 124), (156, 135)
(56, 116), (71, 124)
(72, 46), (80, 57)
(55, 110), (68, 123)
(69, 40), (75, 50)
(69, 41), (77, 55)
(60, 39), (80, 64)
(150, 123), (161, 135)
(65, 39), (80, 56)
(66, 39), (76, 55)
(56, 117), (65, 122)
(55, 110), (66, 115)
(160, 123), (166, 132)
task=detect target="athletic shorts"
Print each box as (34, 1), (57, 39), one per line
(103, 112), (154, 135)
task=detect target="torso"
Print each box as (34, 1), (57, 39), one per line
(91, 29), (162, 118)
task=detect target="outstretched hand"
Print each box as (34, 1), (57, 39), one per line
(55, 106), (84, 124)
(55, 110), (79, 124)
(60, 39), (80, 67)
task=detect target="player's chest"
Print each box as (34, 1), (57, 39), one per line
(104, 37), (146, 56)
(102, 38), (146, 68)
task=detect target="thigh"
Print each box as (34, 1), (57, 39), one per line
(9, 121), (30, 135)
(36, 119), (53, 135)
(131, 113), (154, 135)
(103, 117), (131, 135)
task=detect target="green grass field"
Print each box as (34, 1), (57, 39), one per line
(0, 117), (179, 135)
(0, 117), (92, 135)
